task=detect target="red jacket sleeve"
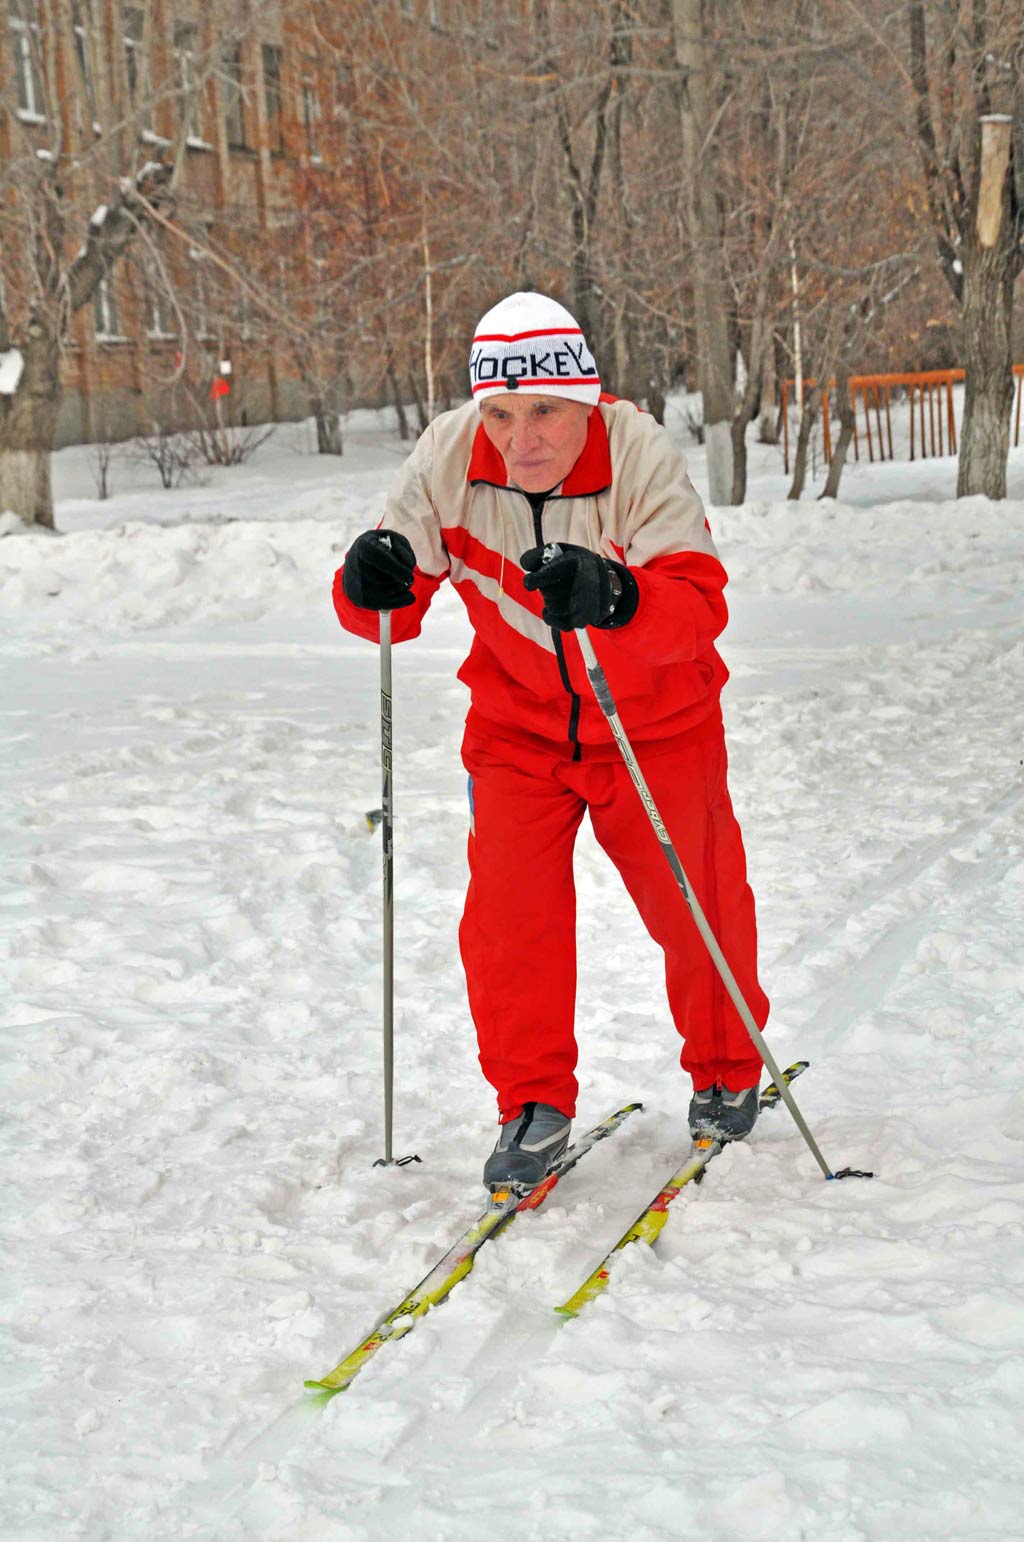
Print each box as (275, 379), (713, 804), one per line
(618, 551), (728, 662)
(331, 422), (451, 644)
(600, 410), (729, 665)
(332, 563), (444, 643)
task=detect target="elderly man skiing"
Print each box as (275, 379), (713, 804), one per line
(333, 292), (770, 1192)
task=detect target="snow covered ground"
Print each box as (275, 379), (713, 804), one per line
(2, 412), (1023, 1540)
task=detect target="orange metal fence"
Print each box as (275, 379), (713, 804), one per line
(781, 365), (1024, 473)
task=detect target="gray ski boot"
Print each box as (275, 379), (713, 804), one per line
(483, 1101), (571, 1192)
(688, 1081), (760, 1142)
(688, 1083), (720, 1137)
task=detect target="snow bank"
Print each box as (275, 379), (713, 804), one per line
(3, 495), (1020, 650)
(717, 493), (1023, 599)
(0, 518), (349, 644)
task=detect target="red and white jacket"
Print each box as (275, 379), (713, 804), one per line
(333, 395), (730, 756)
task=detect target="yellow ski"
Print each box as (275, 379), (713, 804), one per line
(305, 1101), (641, 1397)
(556, 1062), (809, 1319)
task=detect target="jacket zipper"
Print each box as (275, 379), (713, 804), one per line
(529, 495), (582, 761)
(471, 474), (590, 761)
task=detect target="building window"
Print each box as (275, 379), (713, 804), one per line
(238, 290), (253, 343)
(10, 1), (45, 120)
(301, 79), (321, 161)
(174, 22), (203, 141)
(71, 3), (102, 134)
(222, 43), (246, 149)
(262, 44), (283, 153)
(143, 266), (175, 339)
(93, 276), (123, 340)
(334, 61), (354, 115)
(188, 245), (215, 340)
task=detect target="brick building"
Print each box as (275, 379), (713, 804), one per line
(2, 0), (335, 447)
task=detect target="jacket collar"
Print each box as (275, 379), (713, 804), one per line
(467, 401), (613, 496)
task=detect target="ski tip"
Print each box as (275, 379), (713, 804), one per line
(553, 1304), (579, 1320)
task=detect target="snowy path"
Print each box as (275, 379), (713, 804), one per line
(2, 437), (1023, 1539)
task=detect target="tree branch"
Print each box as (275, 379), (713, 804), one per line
(65, 161), (174, 314)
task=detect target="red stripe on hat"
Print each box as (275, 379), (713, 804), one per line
(472, 327), (584, 343)
(473, 376), (600, 394)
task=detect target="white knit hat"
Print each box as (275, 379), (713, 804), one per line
(469, 292), (601, 407)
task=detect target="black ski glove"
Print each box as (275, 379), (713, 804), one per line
(520, 542), (639, 631)
(342, 529), (417, 610)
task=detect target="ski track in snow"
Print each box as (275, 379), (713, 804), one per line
(1, 426), (1023, 1539)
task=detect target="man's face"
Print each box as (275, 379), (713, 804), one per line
(478, 394), (592, 493)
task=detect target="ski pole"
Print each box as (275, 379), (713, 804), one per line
(570, 610), (848, 1181)
(373, 609), (419, 1170)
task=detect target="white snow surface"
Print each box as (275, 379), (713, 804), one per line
(2, 412), (1023, 1539)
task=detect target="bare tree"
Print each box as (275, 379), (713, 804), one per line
(0, 0), (235, 526)
(534, 0), (613, 350)
(669, 0), (735, 504)
(906, 0), (1023, 497)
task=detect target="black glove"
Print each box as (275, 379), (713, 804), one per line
(342, 529), (417, 610)
(520, 543), (638, 631)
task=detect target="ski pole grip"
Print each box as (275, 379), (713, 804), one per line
(585, 662), (616, 716)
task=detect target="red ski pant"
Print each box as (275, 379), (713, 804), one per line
(460, 722), (769, 1121)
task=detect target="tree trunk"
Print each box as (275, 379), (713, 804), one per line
(0, 440), (56, 527)
(670, 0), (734, 506)
(906, 1), (1019, 497)
(731, 291), (771, 502)
(787, 383), (822, 499)
(0, 317), (61, 528)
(544, 6), (612, 355)
(646, 374), (667, 426)
(730, 335), (762, 502)
(407, 372), (429, 436)
(820, 367), (856, 498)
(313, 403), (343, 456)
(731, 395), (758, 504)
(387, 355), (410, 441)
(612, 302), (630, 402)
(757, 340), (779, 443)
(957, 248), (1014, 498)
